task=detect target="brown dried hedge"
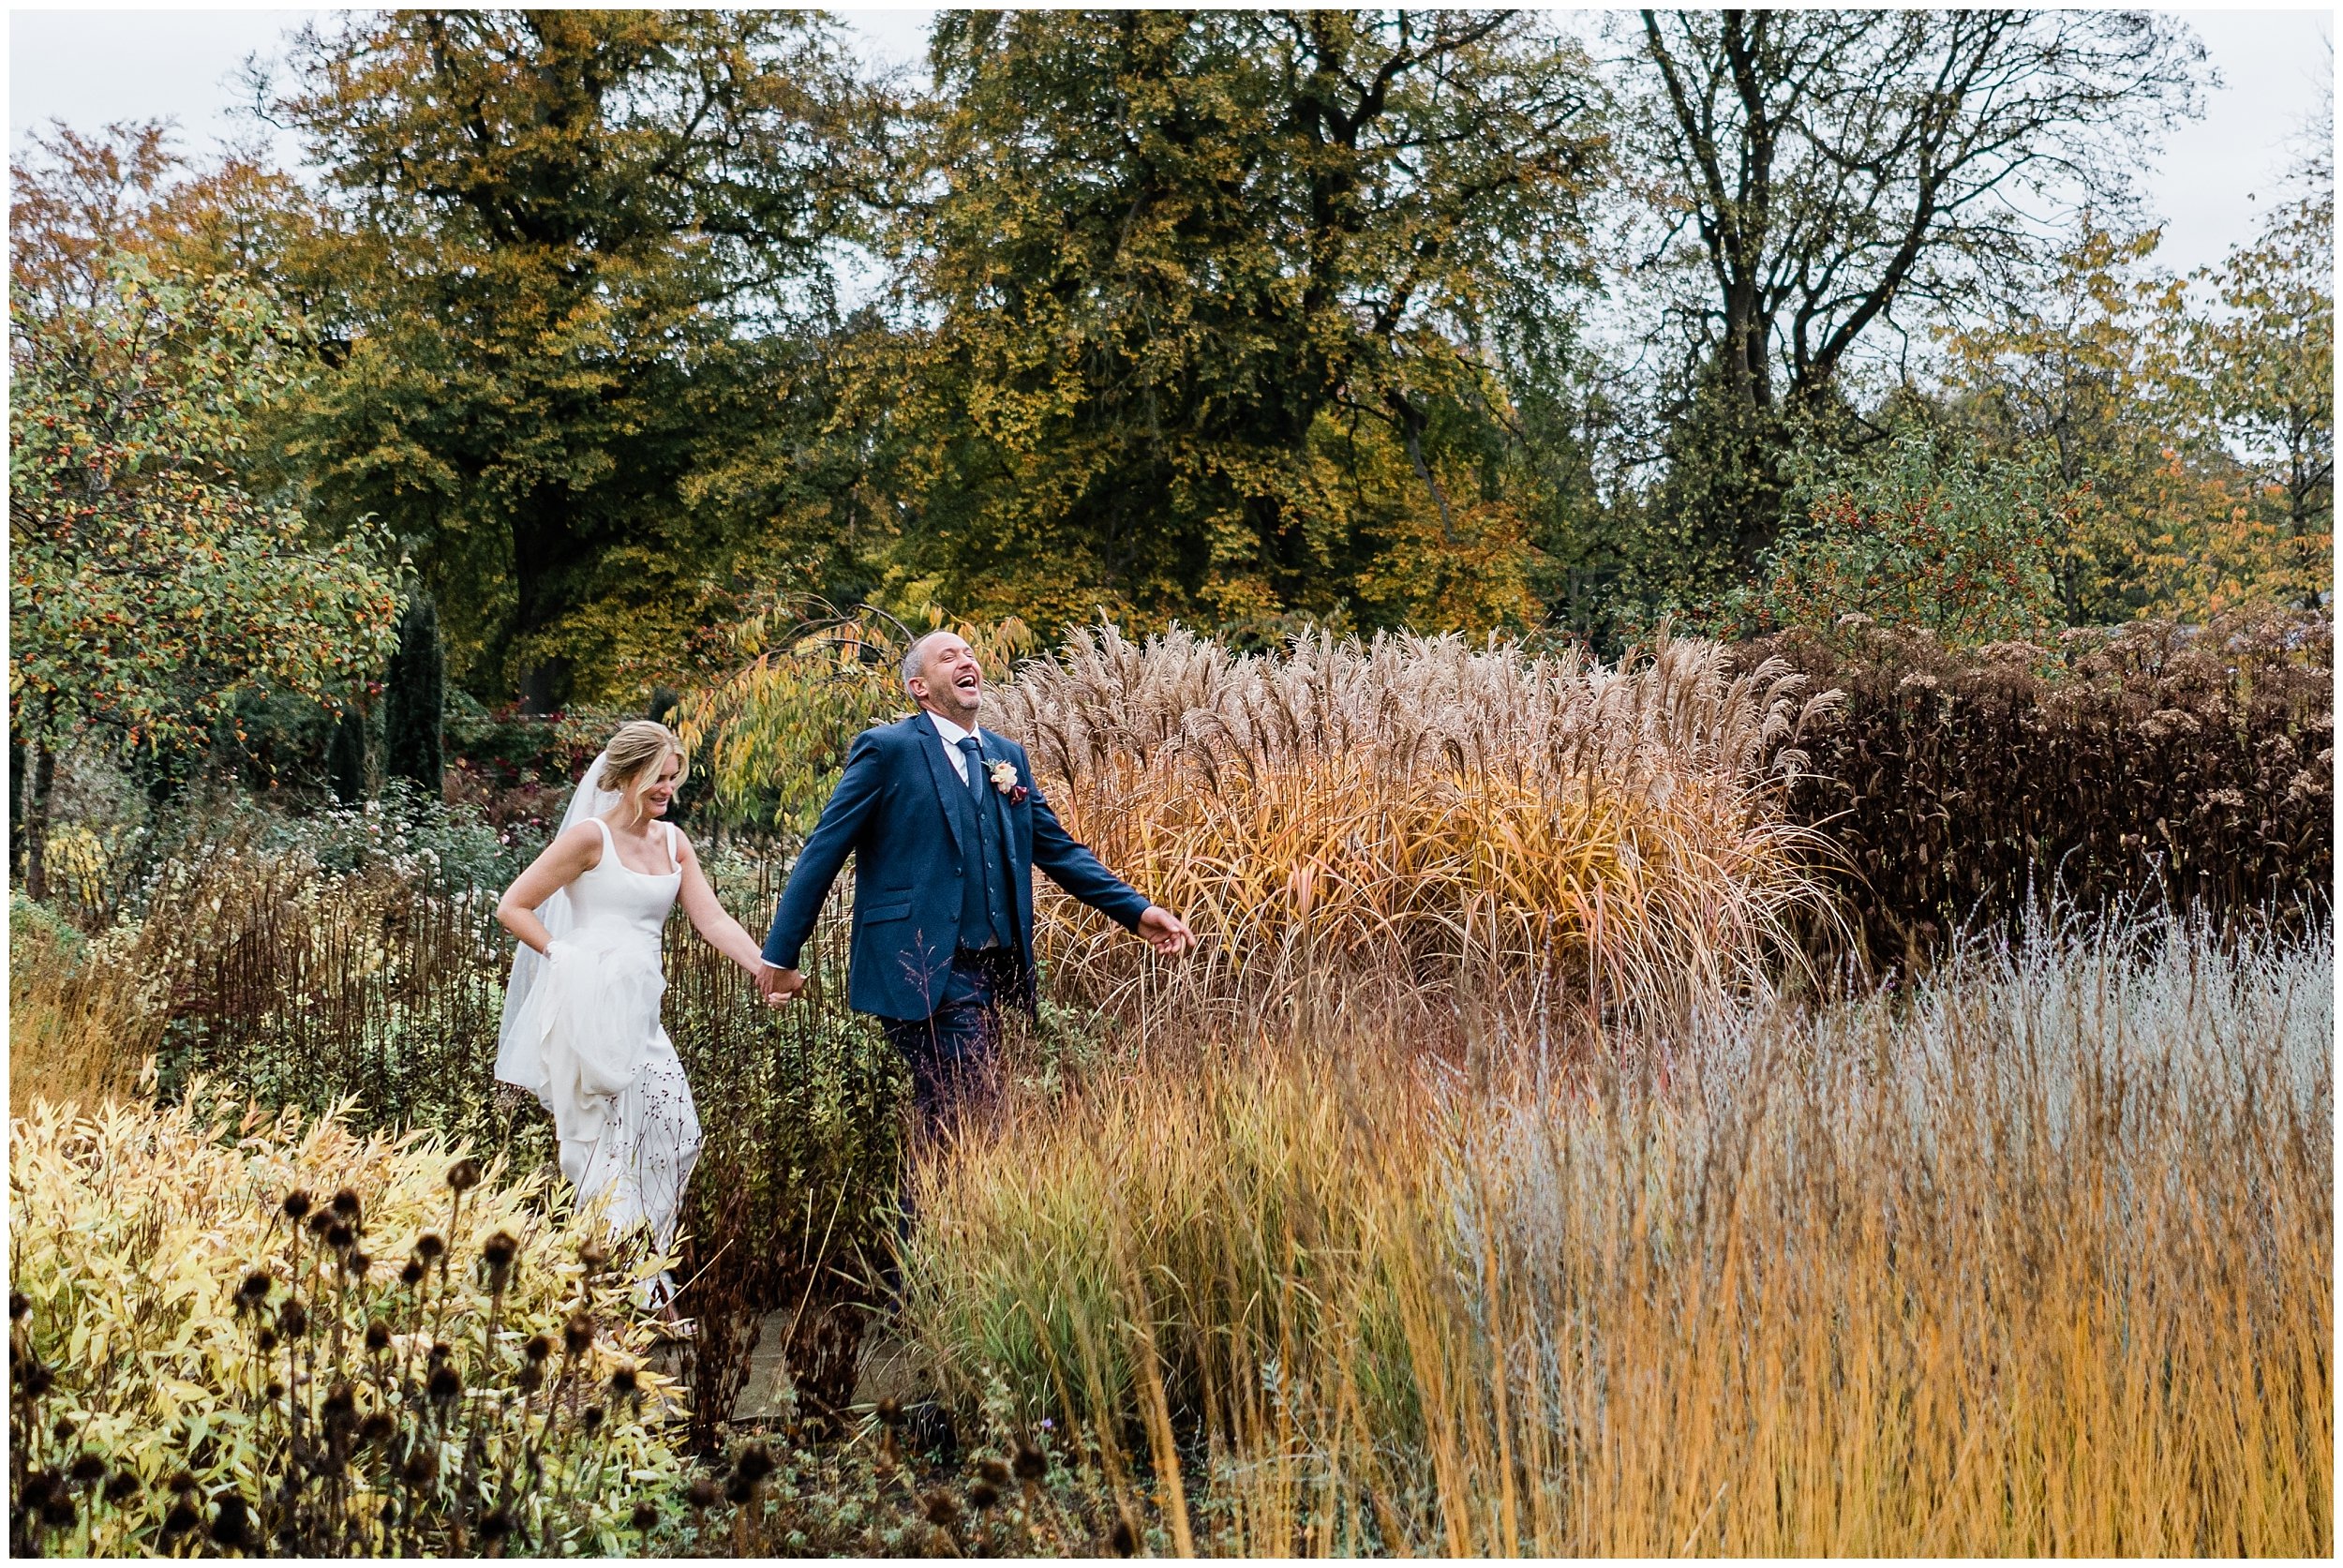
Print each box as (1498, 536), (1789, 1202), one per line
(1749, 610), (2333, 966)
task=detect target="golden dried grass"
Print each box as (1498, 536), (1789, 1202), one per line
(7, 900), (157, 1113)
(903, 912), (2333, 1554)
(986, 622), (1842, 1025)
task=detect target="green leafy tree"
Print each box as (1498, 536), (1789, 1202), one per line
(8, 257), (400, 893)
(266, 9), (890, 709)
(890, 8), (1606, 634)
(1731, 430), (2065, 645)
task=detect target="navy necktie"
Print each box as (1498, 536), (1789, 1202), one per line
(957, 736), (985, 799)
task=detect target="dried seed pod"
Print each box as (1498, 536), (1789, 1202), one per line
(276, 1301), (308, 1340)
(104, 1470), (142, 1504)
(969, 1480), (1000, 1511)
(412, 1232), (446, 1262)
(425, 1365), (461, 1404)
(364, 1320), (392, 1353)
(330, 1188), (362, 1220)
(346, 1251), (371, 1278)
(581, 1406), (605, 1433)
(443, 1158), (481, 1193)
(523, 1333), (554, 1363)
(516, 1362), (544, 1395)
(608, 1366), (640, 1399)
(922, 1490), (960, 1528)
(977, 1457), (1011, 1487)
(306, 1212), (334, 1237)
(166, 1471), (198, 1495)
(478, 1508), (513, 1545)
(358, 1412), (396, 1446)
(325, 1221), (356, 1251)
(399, 1260), (425, 1288)
(1011, 1442), (1047, 1482)
(161, 1500), (201, 1536)
(562, 1312), (594, 1357)
(67, 1453), (108, 1485)
(209, 1495), (250, 1549)
(724, 1473), (756, 1505)
(237, 1271), (272, 1306)
(629, 1502), (659, 1532)
(8, 1291), (28, 1320)
(733, 1443), (774, 1485)
(280, 1190), (313, 1221)
(1109, 1518), (1137, 1555)
(685, 1476), (720, 1511)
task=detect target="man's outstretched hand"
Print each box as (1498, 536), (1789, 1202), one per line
(1137, 905), (1196, 957)
(757, 964), (806, 1007)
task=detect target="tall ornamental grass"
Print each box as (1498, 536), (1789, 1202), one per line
(987, 623), (1842, 1027)
(901, 908), (2332, 1554)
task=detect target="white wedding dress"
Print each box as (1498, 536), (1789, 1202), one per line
(496, 813), (702, 1259)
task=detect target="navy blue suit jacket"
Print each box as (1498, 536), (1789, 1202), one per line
(760, 711), (1150, 1020)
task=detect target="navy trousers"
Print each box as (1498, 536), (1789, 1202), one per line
(878, 946), (1022, 1127)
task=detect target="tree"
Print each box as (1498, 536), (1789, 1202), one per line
(2191, 190), (2334, 563)
(1622, 9), (2204, 580)
(1730, 429), (2066, 645)
(264, 9), (890, 709)
(8, 256), (400, 894)
(382, 594), (446, 795)
(891, 9), (1606, 634)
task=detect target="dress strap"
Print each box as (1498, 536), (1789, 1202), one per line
(662, 822), (680, 874)
(587, 815), (615, 867)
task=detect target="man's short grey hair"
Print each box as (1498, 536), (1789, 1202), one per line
(900, 630), (948, 691)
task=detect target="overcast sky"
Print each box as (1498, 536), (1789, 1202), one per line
(8, 7), (2332, 282)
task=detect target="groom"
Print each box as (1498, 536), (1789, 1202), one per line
(756, 630), (1192, 1118)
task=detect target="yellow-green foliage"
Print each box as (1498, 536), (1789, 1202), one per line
(9, 1092), (685, 1556)
(903, 915), (2333, 1554)
(674, 601), (1034, 840)
(8, 896), (155, 1113)
(988, 621), (1841, 1022)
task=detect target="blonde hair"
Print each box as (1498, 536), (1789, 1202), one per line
(595, 720), (684, 798)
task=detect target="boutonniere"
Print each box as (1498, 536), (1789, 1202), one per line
(988, 759), (1028, 804)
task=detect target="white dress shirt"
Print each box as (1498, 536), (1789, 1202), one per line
(926, 709), (986, 784)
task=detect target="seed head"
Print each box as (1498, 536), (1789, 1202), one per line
(685, 1476), (720, 1510)
(426, 1365), (462, 1404)
(364, 1321), (392, 1352)
(400, 1453), (434, 1487)
(358, 1412), (395, 1446)
(161, 1501), (201, 1536)
(922, 1490), (960, 1528)
(16, 1354), (54, 1398)
(68, 1452), (108, 1485)
(330, 1187), (362, 1220)
(477, 1508), (513, 1544)
(562, 1312), (594, 1356)
(39, 1490), (77, 1529)
(276, 1301), (308, 1340)
(413, 1232), (446, 1262)
(167, 1471), (198, 1495)
(237, 1271), (272, 1307)
(629, 1502), (659, 1532)
(875, 1396), (902, 1428)
(325, 1221), (356, 1250)
(265, 1380), (286, 1400)
(280, 1190), (313, 1221)
(977, 1456), (1011, 1487)
(581, 1406), (605, 1433)
(346, 1250), (371, 1278)
(1110, 1518), (1137, 1555)
(733, 1443), (774, 1485)
(608, 1366), (640, 1399)
(516, 1363), (544, 1395)
(210, 1495), (250, 1548)
(104, 1470), (142, 1504)
(399, 1260), (425, 1287)
(480, 1231), (519, 1271)
(969, 1480), (1000, 1511)
(306, 1212), (334, 1237)
(1012, 1442), (1047, 1482)
(9, 1292), (28, 1321)
(256, 1328), (278, 1353)
(444, 1158), (482, 1193)
(524, 1333), (554, 1363)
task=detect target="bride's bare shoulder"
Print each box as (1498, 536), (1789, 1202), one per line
(554, 818), (607, 867)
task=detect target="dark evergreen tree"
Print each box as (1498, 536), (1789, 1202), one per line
(382, 594), (444, 795)
(326, 706), (367, 803)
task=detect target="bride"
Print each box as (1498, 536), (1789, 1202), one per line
(493, 720), (768, 1296)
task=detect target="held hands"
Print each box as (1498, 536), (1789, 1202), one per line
(1137, 904), (1196, 957)
(756, 964), (807, 1008)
